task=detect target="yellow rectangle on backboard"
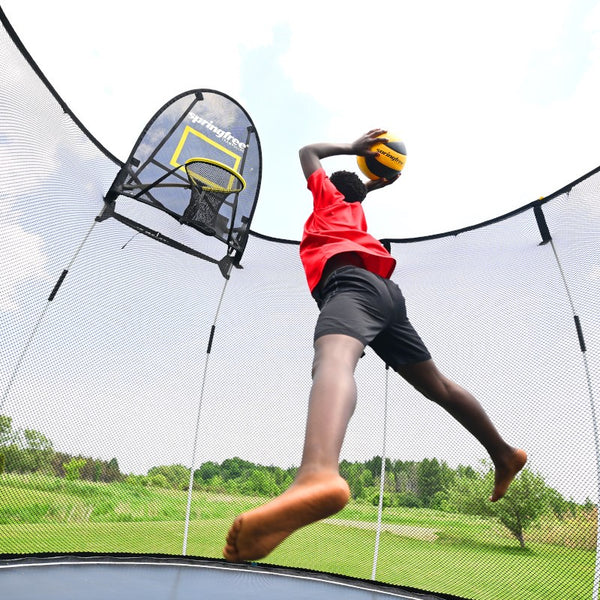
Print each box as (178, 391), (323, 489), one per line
(171, 126), (242, 173)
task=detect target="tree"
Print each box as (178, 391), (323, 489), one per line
(371, 492), (393, 508)
(241, 469), (280, 497)
(393, 461), (419, 495)
(125, 474), (149, 487)
(23, 429), (53, 451)
(456, 464), (479, 479)
(148, 473), (169, 488)
(206, 474), (227, 493)
(364, 456), (392, 480)
(221, 457), (254, 481)
(268, 466), (293, 492)
(360, 468), (374, 490)
(93, 461), (103, 483)
(340, 461), (367, 499)
(105, 457), (122, 482)
(396, 490), (422, 508)
(194, 461), (220, 483)
(417, 458), (451, 507)
(63, 458), (87, 481)
(0, 415), (13, 445)
(491, 469), (551, 548)
(20, 429), (54, 473)
(445, 465), (551, 548)
(148, 464), (190, 490)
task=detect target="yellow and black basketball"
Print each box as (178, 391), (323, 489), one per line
(357, 134), (407, 180)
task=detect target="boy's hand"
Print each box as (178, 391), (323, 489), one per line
(350, 129), (388, 157)
(365, 173), (401, 193)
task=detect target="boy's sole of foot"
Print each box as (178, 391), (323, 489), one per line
(223, 473), (350, 562)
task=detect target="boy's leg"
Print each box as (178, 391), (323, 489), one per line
(395, 359), (527, 501)
(300, 333), (365, 473)
(223, 334), (364, 562)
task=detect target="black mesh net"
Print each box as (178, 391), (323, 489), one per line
(1, 9), (599, 600)
(181, 160), (246, 241)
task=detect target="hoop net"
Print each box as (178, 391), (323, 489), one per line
(181, 159), (246, 237)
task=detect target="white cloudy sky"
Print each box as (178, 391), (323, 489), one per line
(2, 0), (600, 241)
(2, 2), (600, 505)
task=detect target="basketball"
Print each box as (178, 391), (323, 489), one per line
(356, 134), (407, 180)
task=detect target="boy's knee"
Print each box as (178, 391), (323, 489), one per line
(311, 353), (351, 379)
(426, 377), (461, 405)
(404, 371), (454, 403)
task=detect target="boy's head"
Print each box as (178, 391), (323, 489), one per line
(330, 170), (367, 203)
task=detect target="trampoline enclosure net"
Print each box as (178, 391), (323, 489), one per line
(1, 11), (599, 600)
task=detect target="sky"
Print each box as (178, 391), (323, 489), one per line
(1, 1), (600, 505)
(2, 0), (600, 241)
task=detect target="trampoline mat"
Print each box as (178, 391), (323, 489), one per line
(0, 555), (454, 600)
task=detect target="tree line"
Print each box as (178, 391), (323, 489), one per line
(0, 415), (123, 482)
(1, 414), (591, 548)
(0, 415), (482, 505)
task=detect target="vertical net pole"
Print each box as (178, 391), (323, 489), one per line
(548, 238), (600, 600)
(371, 364), (390, 580)
(182, 265), (232, 555)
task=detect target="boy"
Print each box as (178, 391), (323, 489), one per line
(223, 129), (526, 562)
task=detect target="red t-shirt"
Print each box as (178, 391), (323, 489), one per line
(300, 168), (397, 291)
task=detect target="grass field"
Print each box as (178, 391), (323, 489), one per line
(0, 474), (594, 600)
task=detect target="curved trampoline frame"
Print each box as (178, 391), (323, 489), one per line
(0, 554), (465, 600)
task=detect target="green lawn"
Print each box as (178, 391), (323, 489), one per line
(0, 475), (594, 600)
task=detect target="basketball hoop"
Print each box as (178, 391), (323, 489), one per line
(181, 158), (246, 236)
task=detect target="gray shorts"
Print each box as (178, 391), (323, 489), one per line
(312, 266), (431, 368)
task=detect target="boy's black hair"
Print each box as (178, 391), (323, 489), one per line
(330, 170), (367, 203)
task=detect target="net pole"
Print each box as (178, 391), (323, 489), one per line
(182, 264), (232, 555)
(1, 218), (98, 413)
(371, 364), (390, 581)
(548, 238), (600, 600)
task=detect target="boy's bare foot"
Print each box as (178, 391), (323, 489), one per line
(223, 472), (350, 562)
(490, 448), (528, 502)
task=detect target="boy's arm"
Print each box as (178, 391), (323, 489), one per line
(298, 128), (389, 180)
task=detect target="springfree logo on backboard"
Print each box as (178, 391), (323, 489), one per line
(169, 113), (248, 174)
(188, 112), (248, 151)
